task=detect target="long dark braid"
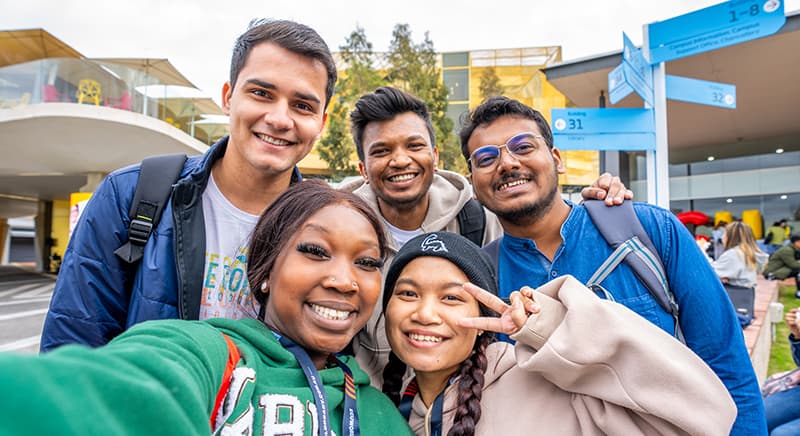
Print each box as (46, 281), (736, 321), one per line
(447, 332), (493, 436)
(382, 351), (408, 406)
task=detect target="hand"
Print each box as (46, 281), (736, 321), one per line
(581, 172), (634, 205)
(458, 283), (540, 336)
(786, 309), (800, 339)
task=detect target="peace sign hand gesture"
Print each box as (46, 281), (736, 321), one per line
(457, 283), (540, 336)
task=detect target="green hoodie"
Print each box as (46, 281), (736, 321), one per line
(0, 318), (411, 436)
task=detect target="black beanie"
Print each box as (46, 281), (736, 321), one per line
(382, 232), (498, 311)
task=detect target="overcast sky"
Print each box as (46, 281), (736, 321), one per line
(3, 0), (798, 104)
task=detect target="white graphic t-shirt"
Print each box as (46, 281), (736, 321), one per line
(200, 173), (260, 320)
(383, 218), (423, 249)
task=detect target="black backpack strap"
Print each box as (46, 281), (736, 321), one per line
(584, 200), (683, 341)
(114, 154), (187, 264)
(457, 199), (487, 246)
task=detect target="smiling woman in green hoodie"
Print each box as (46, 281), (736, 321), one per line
(381, 231), (736, 436)
(0, 180), (412, 436)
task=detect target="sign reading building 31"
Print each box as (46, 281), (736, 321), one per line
(551, 108), (656, 151)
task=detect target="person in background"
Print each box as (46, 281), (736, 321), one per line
(0, 181), (412, 436)
(712, 220), (728, 260)
(765, 220), (789, 255)
(764, 235), (800, 298)
(712, 221), (768, 288)
(380, 231), (735, 435)
(764, 307), (800, 436)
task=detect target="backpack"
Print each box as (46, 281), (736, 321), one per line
(456, 198), (486, 246)
(115, 154), (187, 264)
(484, 200), (683, 342)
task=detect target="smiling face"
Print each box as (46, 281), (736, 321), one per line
(263, 204), (383, 368)
(358, 112), (439, 212)
(466, 115), (565, 225)
(222, 42), (328, 178)
(385, 256), (480, 380)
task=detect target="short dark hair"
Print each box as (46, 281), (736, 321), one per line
(230, 19), (338, 109)
(791, 234), (800, 244)
(458, 96), (553, 167)
(247, 180), (387, 307)
(350, 86), (436, 162)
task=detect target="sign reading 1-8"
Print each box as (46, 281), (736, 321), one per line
(645, 0), (785, 64)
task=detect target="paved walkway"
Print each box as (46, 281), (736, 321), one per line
(0, 265), (54, 353)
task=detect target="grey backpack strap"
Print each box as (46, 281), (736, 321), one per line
(584, 200), (683, 341)
(457, 199), (486, 246)
(483, 237), (503, 278)
(114, 154), (187, 264)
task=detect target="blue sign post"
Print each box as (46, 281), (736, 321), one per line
(644, 0), (785, 64)
(622, 33), (654, 106)
(551, 108), (655, 151)
(560, 0), (786, 207)
(608, 64), (633, 104)
(665, 75), (737, 109)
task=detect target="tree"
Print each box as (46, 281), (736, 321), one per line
(479, 67), (504, 100)
(386, 24), (465, 174)
(317, 27), (383, 182)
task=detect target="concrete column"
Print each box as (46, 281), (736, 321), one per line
(80, 172), (106, 193)
(0, 218), (9, 265)
(34, 200), (54, 273)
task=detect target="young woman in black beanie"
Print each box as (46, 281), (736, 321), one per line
(380, 231), (736, 436)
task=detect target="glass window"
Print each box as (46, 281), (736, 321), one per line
(443, 69), (469, 101)
(446, 103), (469, 132)
(443, 52), (469, 67)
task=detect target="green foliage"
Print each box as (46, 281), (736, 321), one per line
(319, 23), (468, 178)
(386, 24), (466, 174)
(479, 67), (504, 100)
(317, 100), (355, 181)
(317, 27), (383, 182)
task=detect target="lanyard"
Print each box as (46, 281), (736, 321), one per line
(278, 335), (360, 436)
(399, 378), (446, 436)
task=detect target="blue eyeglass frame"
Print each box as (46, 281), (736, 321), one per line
(468, 132), (545, 170)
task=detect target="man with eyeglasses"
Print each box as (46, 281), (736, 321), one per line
(458, 96), (766, 436)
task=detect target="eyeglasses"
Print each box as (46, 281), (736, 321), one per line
(468, 132), (545, 171)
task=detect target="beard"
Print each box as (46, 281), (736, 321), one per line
(494, 164), (560, 226)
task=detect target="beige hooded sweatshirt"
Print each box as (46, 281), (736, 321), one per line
(405, 276), (736, 436)
(340, 170), (503, 385)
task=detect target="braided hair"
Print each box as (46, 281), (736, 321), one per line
(381, 351), (407, 406)
(447, 332), (493, 436)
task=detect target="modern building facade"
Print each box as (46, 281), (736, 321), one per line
(0, 29), (228, 271)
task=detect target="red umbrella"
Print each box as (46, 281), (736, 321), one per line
(677, 211), (710, 226)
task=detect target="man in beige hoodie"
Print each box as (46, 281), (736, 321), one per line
(341, 86), (630, 383)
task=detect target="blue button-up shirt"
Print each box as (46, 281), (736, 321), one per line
(493, 201), (766, 436)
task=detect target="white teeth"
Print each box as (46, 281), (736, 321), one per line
(499, 179), (527, 190)
(409, 333), (442, 343)
(389, 174), (415, 182)
(256, 133), (292, 146)
(311, 304), (351, 321)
